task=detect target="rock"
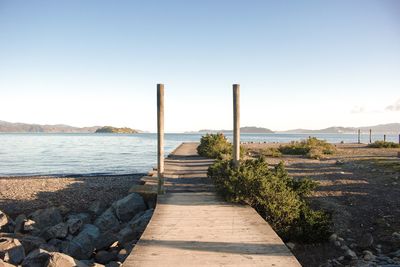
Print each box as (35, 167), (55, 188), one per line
(105, 261), (122, 267)
(0, 259), (15, 267)
(286, 242), (295, 250)
(13, 214), (26, 233)
(19, 235), (46, 254)
(94, 209), (120, 233)
(95, 231), (118, 251)
(0, 237), (25, 265)
(21, 248), (51, 267)
(117, 249), (128, 262)
(65, 224), (100, 260)
(117, 227), (135, 245)
(67, 218), (83, 235)
(363, 250), (375, 261)
(89, 201), (106, 216)
(28, 207), (63, 230)
(66, 213), (91, 225)
(344, 249), (357, 260)
(329, 233), (338, 243)
(334, 241), (341, 247)
(359, 233), (374, 248)
(39, 243), (59, 252)
(127, 209), (153, 235)
(112, 193), (146, 222)
(23, 219), (37, 233)
(392, 232), (400, 239)
(40, 223), (68, 240)
(47, 252), (88, 267)
(95, 250), (116, 264)
(0, 211), (14, 233)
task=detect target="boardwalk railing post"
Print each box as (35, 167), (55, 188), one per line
(384, 134), (386, 142)
(233, 84), (240, 167)
(358, 129), (361, 144)
(369, 129), (372, 143)
(157, 84), (165, 194)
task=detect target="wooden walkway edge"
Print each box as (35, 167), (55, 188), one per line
(124, 142), (301, 267)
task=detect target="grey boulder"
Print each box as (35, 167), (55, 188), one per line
(112, 193), (146, 222)
(0, 237), (25, 265)
(65, 224), (100, 260)
(28, 207), (63, 230)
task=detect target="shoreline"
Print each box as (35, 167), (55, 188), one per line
(0, 173), (145, 217)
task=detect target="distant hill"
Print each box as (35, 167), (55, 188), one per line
(0, 120), (142, 133)
(95, 126), (138, 134)
(280, 123), (400, 134)
(194, 126), (274, 134)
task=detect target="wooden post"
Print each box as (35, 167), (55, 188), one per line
(358, 129), (361, 144)
(157, 84), (165, 194)
(233, 84), (240, 167)
(369, 129), (372, 143)
(384, 134), (386, 142)
(398, 134), (400, 144)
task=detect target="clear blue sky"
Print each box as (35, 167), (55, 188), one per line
(1, 0), (399, 132)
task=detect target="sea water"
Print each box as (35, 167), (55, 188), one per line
(0, 133), (397, 176)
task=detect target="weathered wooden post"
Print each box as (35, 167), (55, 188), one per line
(358, 129), (361, 144)
(157, 84), (165, 194)
(369, 129), (372, 143)
(384, 134), (386, 142)
(398, 134), (400, 144)
(233, 84), (240, 167)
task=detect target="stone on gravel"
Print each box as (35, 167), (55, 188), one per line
(29, 207), (63, 230)
(95, 250), (116, 264)
(47, 252), (88, 267)
(105, 261), (122, 267)
(94, 209), (120, 233)
(117, 227), (135, 245)
(329, 233), (338, 243)
(359, 233), (374, 248)
(0, 259), (15, 267)
(392, 232), (400, 239)
(23, 219), (37, 233)
(67, 218), (83, 235)
(127, 209), (153, 235)
(95, 231), (118, 251)
(363, 250), (375, 261)
(19, 235), (46, 254)
(22, 248), (51, 267)
(344, 248), (357, 260)
(112, 193), (146, 222)
(117, 249), (128, 262)
(13, 214), (26, 233)
(41, 222), (69, 240)
(89, 201), (107, 216)
(0, 237), (25, 265)
(67, 213), (91, 225)
(65, 224), (100, 260)
(0, 211), (14, 233)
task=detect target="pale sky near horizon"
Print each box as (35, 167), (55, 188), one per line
(0, 0), (399, 132)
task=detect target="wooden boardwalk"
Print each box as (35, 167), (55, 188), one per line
(124, 143), (301, 267)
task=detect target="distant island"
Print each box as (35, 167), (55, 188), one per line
(190, 123), (400, 134)
(279, 123), (400, 134)
(95, 126), (139, 134)
(0, 120), (142, 133)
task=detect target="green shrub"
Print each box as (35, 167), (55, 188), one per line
(207, 158), (331, 242)
(367, 140), (400, 148)
(197, 133), (232, 159)
(279, 137), (336, 159)
(259, 147), (282, 158)
(197, 133), (246, 160)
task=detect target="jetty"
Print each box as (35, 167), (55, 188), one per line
(124, 142), (301, 266)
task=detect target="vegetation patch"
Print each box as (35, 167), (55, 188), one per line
(197, 133), (245, 159)
(367, 140), (400, 148)
(207, 158), (331, 242)
(259, 147), (282, 158)
(279, 137), (336, 159)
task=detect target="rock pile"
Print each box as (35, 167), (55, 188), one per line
(321, 232), (400, 267)
(0, 193), (154, 267)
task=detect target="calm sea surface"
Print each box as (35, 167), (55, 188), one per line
(0, 133), (398, 176)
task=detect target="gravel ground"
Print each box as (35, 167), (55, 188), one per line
(0, 174), (144, 217)
(245, 143), (400, 267)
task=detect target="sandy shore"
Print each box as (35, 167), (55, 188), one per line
(0, 174), (144, 217)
